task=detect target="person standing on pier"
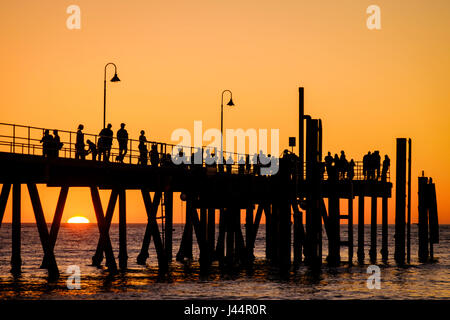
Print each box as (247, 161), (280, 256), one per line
(86, 139), (97, 161)
(75, 124), (85, 160)
(40, 129), (53, 157)
(98, 124), (113, 162)
(150, 144), (159, 167)
(348, 159), (355, 181)
(116, 123), (128, 163)
(325, 152), (334, 180)
(138, 130), (148, 165)
(53, 130), (62, 158)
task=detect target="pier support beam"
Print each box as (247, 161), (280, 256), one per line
(293, 202), (304, 268)
(369, 196), (377, 264)
(138, 190), (167, 272)
(41, 186), (69, 269)
(245, 205), (254, 262)
(92, 189), (118, 266)
(381, 197), (388, 262)
(395, 138), (407, 265)
(215, 208), (225, 263)
(90, 186), (117, 272)
(418, 176), (429, 262)
(118, 189), (127, 270)
(165, 192), (173, 262)
(11, 183), (21, 275)
(357, 196), (365, 264)
(347, 198), (354, 264)
(177, 199), (193, 262)
(327, 196), (340, 266)
(27, 183), (60, 279)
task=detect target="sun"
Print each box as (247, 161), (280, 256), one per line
(67, 216), (90, 224)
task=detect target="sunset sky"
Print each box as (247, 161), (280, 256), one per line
(0, 0), (449, 224)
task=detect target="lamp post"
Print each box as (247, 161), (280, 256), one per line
(220, 89), (234, 161)
(103, 62), (121, 129)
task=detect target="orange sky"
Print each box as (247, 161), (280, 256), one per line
(0, 0), (449, 224)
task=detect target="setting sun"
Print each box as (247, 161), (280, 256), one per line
(67, 216), (90, 224)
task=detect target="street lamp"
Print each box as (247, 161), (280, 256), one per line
(220, 89), (235, 161)
(103, 62), (121, 129)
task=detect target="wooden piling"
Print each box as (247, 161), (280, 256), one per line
(165, 192), (173, 262)
(407, 138), (412, 263)
(215, 208), (226, 263)
(27, 183), (60, 278)
(226, 208), (235, 266)
(41, 186), (68, 269)
(369, 196), (377, 264)
(418, 176), (428, 262)
(118, 189), (127, 270)
(207, 208), (215, 262)
(328, 196), (340, 266)
(395, 138), (407, 265)
(347, 198), (354, 264)
(245, 205), (254, 262)
(357, 195), (365, 264)
(90, 186), (117, 272)
(92, 189), (118, 266)
(293, 202), (304, 267)
(11, 183), (21, 274)
(381, 196), (388, 262)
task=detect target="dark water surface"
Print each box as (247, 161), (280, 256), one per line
(0, 224), (448, 299)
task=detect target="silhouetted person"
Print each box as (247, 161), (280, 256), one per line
(138, 130), (148, 165)
(245, 154), (251, 174)
(324, 151), (334, 180)
(363, 151), (371, 180)
(381, 155), (390, 182)
(252, 153), (259, 175)
(117, 123), (128, 163)
(75, 125), (85, 160)
(333, 154), (340, 179)
(348, 159), (355, 181)
(99, 124), (113, 162)
(218, 153), (225, 173)
(373, 151), (381, 180)
(339, 151), (348, 180)
(150, 144), (159, 167)
(238, 156), (245, 174)
(86, 139), (97, 161)
(51, 130), (62, 157)
(226, 155), (233, 173)
(40, 129), (53, 157)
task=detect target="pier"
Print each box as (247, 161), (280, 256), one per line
(0, 88), (439, 280)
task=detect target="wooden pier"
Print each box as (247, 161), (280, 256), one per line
(0, 88), (438, 280)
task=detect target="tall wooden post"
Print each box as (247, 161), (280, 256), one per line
(200, 207), (208, 265)
(207, 208), (215, 261)
(215, 208), (226, 263)
(395, 138), (407, 265)
(298, 87), (304, 181)
(357, 195), (365, 264)
(381, 197), (388, 262)
(11, 183), (21, 274)
(348, 198), (354, 264)
(407, 138), (412, 263)
(418, 176), (429, 262)
(369, 196), (377, 264)
(118, 189), (127, 270)
(164, 192), (173, 262)
(328, 196), (340, 266)
(265, 205), (272, 261)
(226, 208), (235, 266)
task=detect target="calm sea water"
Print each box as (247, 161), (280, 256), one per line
(0, 223), (448, 300)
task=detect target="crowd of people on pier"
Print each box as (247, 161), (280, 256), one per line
(39, 124), (390, 180)
(323, 150), (390, 181)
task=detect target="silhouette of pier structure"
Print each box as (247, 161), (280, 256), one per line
(0, 88), (437, 280)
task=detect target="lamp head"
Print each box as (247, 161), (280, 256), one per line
(110, 73), (120, 82)
(226, 97), (235, 107)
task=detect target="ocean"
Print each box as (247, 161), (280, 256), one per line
(0, 223), (448, 300)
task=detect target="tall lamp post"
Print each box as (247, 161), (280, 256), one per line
(220, 89), (235, 161)
(103, 62), (121, 128)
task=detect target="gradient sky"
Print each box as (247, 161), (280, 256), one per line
(0, 0), (449, 224)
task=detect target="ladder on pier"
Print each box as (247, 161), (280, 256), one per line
(156, 192), (166, 246)
(338, 203), (354, 264)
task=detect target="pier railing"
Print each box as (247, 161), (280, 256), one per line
(0, 122), (389, 181)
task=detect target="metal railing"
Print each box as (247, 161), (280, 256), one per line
(0, 122), (265, 174)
